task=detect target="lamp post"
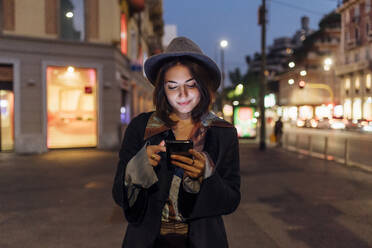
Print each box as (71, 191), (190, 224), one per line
(220, 40), (228, 91)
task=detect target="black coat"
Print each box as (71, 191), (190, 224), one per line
(112, 112), (241, 248)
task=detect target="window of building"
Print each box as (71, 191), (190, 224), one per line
(355, 77), (360, 89)
(366, 0), (371, 13)
(346, 10), (350, 23)
(345, 78), (351, 95)
(355, 5), (360, 17)
(60, 0), (85, 41)
(367, 73), (372, 91)
(355, 27), (360, 41)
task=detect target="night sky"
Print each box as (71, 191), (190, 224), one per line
(163, 0), (339, 79)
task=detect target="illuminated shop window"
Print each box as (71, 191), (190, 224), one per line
(344, 99), (352, 119)
(352, 98), (362, 120)
(47, 66), (97, 148)
(299, 105), (313, 120)
(363, 97), (372, 120)
(0, 90), (14, 151)
(60, 0), (85, 41)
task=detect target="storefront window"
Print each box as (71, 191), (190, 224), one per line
(47, 66), (97, 148)
(363, 97), (372, 120)
(0, 90), (14, 151)
(60, 0), (85, 41)
(344, 99), (352, 119)
(353, 98), (362, 120)
(299, 105), (313, 120)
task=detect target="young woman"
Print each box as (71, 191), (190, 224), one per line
(113, 37), (240, 248)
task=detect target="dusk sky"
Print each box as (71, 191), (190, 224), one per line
(163, 0), (339, 78)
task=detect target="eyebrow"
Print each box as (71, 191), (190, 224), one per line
(166, 78), (194, 84)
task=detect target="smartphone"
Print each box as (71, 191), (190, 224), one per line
(165, 140), (193, 163)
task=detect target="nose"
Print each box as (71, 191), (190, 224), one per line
(178, 85), (189, 98)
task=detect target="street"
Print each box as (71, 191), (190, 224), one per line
(1, 143), (372, 248)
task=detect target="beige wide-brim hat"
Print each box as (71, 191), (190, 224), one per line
(144, 36), (221, 92)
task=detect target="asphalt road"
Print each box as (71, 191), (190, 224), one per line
(1, 143), (372, 248)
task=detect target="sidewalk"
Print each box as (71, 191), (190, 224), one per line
(1, 144), (372, 248)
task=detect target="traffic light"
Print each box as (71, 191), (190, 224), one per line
(299, 80), (306, 89)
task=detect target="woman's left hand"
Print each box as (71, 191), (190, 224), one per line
(171, 149), (205, 179)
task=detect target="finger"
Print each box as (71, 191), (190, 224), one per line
(171, 160), (200, 174)
(189, 149), (205, 162)
(159, 140), (165, 147)
(171, 154), (193, 165)
(149, 159), (158, 167)
(185, 170), (201, 179)
(150, 145), (166, 153)
(150, 153), (161, 162)
(191, 159), (205, 170)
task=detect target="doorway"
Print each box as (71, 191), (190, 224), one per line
(0, 64), (14, 151)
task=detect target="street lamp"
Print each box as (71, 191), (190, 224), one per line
(220, 39), (228, 90)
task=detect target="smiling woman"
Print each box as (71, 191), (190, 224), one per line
(113, 37), (241, 248)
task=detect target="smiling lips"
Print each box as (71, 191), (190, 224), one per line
(177, 100), (192, 106)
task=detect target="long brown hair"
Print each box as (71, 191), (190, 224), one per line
(153, 58), (215, 127)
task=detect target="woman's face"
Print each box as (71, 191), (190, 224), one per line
(164, 64), (201, 118)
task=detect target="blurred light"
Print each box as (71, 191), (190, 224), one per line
(334, 105), (343, 117)
(67, 66), (75, 73)
(362, 124), (372, 132)
(331, 122), (345, 129)
(297, 119), (305, 127)
(286, 48), (293, 54)
(264, 93), (276, 108)
(223, 104), (233, 117)
(0, 100), (8, 108)
(299, 80), (306, 88)
(300, 70), (307, 76)
(366, 74), (371, 90)
(120, 106), (126, 114)
(324, 57), (333, 66)
(250, 98), (256, 104)
(254, 111), (260, 117)
(323, 65), (330, 71)
(235, 84), (244, 96)
(288, 79), (294, 85)
(220, 40), (228, 48)
(232, 100), (239, 106)
(310, 119), (318, 128)
(288, 61), (295, 68)
(367, 97), (372, 103)
(252, 118), (258, 124)
(66, 12), (74, 18)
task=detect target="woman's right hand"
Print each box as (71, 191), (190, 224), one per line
(146, 140), (166, 167)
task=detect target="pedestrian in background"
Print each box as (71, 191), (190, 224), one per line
(112, 37), (241, 248)
(274, 117), (283, 147)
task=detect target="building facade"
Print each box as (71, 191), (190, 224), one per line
(277, 12), (342, 122)
(336, 0), (372, 121)
(0, 0), (163, 153)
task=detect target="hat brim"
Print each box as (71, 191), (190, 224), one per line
(144, 52), (221, 92)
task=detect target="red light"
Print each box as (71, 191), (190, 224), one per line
(299, 80), (306, 88)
